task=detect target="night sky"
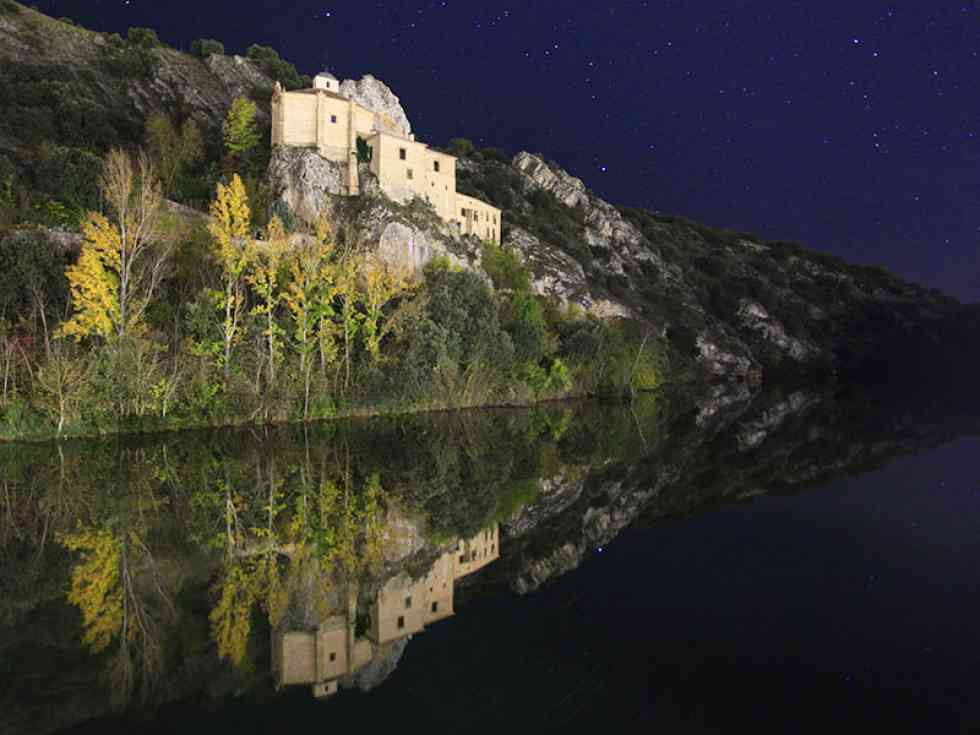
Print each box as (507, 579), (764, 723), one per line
(36, 0), (980, 302)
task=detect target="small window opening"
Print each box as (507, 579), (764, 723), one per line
(399, 148), (407, 160)
(405, 596), (412, 609)
(431, 602), (439, 613)
(397, 616), (405, 629)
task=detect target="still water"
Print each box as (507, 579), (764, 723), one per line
(1, 385), (978, 733)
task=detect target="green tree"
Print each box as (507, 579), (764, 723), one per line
(190, 38), (225, 57)
(447, 137), (475, 158)
(127, 27), (161, 49)
(144, 113), (204, 196)
(223, 96), (260, 158)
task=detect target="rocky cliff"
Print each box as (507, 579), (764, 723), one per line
(2, 0), (973, 382)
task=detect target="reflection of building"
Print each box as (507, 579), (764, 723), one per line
(274, 524), (500, 698)
(272, 72), (502, 243)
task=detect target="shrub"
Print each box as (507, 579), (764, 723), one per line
(245, 44), (305, 90)
(0, 231), (70, 324)
(481, 147), (509, 164)
(190, 38), (225, 57)
(127, 27), (162, 49)
(482, 241), (531, 293)
(446, 138), (475, 157)
(507, 292), (548, 364)
(392, 267), (514, 401)
(32, 144), (102, 213)
(0, 1), (19, 15)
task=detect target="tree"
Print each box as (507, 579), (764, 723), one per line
(127, 27), (161, 49)
(207, 174), (252, 380)
(190, 38), (224, 57)
(60, 149), (167, 341)
(223, 96), (260, 158)
(360, 256), (408, 363)
(284, 212), (338, 420)
(447, 137), (475, 158)
(34, 341), (89, 435)
(247, 216), (287, 389)
(144, 114), (204, 196)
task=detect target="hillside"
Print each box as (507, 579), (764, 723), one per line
(0, 0), (974, 400)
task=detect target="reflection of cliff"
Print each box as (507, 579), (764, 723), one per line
(4, 384), (980, 733)
(498, 385), (980, 593)
(274, 525), (499, 698)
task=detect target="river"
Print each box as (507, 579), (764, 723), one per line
(1, 383), (977, 733)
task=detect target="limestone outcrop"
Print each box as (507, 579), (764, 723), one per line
(339, 74), (412, 138)
(268, 146), (348, 223)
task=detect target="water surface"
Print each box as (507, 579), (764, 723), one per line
(2, 385), (977, 733)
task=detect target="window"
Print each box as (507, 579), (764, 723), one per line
(405, 596), (412, 609)
(459, 554), (465, 564)
(431, 602), (439, 613)
(434, 160), (440, 172)
(407, 168), (413, 180)
(397, 616), (405, 629)
(329, 652), (337, 662)
(330, 114), (337, 123)
(399, 148), (407, 160)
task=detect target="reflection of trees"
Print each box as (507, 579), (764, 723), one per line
(58, 519), (175, 706)
(205, 448), (388, 671)
(1, 397), (644, 710)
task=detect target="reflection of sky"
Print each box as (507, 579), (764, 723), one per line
(94, 436), (980, 733)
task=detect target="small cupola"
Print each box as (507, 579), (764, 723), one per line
(313, 71), (339, 93)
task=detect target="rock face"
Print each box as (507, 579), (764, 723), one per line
(268, 146), (348, 223)
(339, 74), (412, 138)
(459, 150), (966, 380)
(268, 149), (484, 278)
(513, 152), (589, 208)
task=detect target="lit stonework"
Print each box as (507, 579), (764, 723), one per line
(274, 524), (501, 698)
(272, 72), (501, 243)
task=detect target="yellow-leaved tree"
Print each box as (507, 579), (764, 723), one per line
(207, 174), (252, 380)
(60, 149), (166, 341)
(284, 212), (338, 419)
(360, 256), (410, 363)
(247, 216), (288, 388)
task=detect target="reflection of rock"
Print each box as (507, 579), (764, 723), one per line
(501, 384), (980, 595)
(341, 639), (409, 692)
(380, 507), (427, 563)
(507, 471), (586, 538)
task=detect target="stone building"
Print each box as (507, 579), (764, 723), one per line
(272, 72), (502, 243)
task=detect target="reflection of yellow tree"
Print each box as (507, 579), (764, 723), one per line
(209, 559), (260, 669)
(58, 520), (172, 704)
(60, 525), (123, 652)
(209, 459), (289, 669)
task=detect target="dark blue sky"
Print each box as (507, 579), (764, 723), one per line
(40, 0), (980, 301)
